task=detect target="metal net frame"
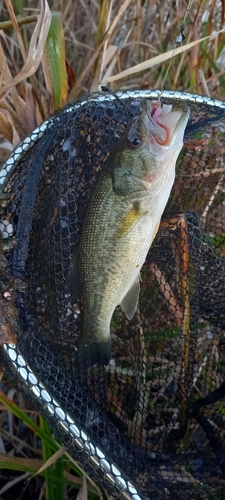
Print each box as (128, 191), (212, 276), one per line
(0, 90), (225, 500)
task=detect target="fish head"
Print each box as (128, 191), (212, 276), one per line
(111, 99), (190, 200)
(142, 99), (190, 158)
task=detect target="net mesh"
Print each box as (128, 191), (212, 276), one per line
(0, 90), (225, 499)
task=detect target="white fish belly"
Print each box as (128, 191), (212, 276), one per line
(113, 173), (175, 307)
(113, 212), (159, 305)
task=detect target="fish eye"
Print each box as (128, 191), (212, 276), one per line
(127, 134), (142, 150)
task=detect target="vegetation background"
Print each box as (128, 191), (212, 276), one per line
(0, 0), (224, 498)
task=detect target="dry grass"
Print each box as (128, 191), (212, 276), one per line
(0, 0), (225, 160)
(0, 0), (225, 498)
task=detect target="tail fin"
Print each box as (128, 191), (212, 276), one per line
(76, 337), (111, 370)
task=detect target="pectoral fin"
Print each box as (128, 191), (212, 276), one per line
(120, 275), (140, 320)
(116, 205), (147, 238)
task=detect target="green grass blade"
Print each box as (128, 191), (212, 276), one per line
(0, 391), (82, 477)
(14, 0), (24, 16)
(42, 12), (68, 110)
(0, 391), (103, 498)
(0, 391), (59, 451)
(39, 415), (65, 500)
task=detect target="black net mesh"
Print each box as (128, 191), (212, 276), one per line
(0, 90), (225, 499)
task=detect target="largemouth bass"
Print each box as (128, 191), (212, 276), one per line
(72, 99), (190, 367)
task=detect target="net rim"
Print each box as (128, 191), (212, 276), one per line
(1, 89), (225, 500)
(1, 88), (225, 189)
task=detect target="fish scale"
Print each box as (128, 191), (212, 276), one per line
(71, 99), (190, 367)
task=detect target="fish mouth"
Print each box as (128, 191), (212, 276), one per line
(143, 100), (190, 147)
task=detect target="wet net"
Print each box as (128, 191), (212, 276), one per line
(0, 90), (225, 500)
